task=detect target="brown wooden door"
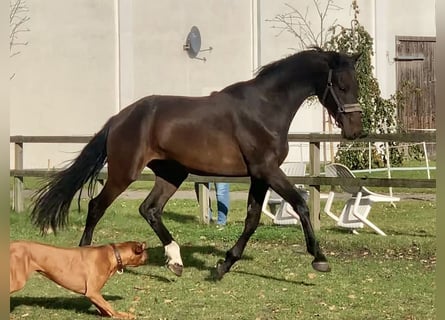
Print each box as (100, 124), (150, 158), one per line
(395, 36), (436, 132)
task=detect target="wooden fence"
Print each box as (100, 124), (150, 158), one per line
(10, 132), (436, 230)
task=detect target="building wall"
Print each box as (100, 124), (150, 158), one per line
(258, 0), (436, 161)
(10, 0), (117, 168)
(373, 0), (436, 98)
(10, 0), (254, 168)
(128, 0), (252, 102)
(10, 0), (436, 168)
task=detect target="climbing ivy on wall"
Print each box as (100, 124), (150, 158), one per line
(268, 1), (421, 169)
(325, 1), (404, 169)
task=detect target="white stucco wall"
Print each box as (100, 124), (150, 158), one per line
(127, 0), (252, 102)
(10, 0), (117, 134)
(10, 0), (254, 168)
(9, 0), (436, 168)
(10, 0), (117, 168)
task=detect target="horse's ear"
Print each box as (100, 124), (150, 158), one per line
(351, 52), (362, 64)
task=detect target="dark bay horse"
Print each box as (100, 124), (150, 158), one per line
(31, 48), (363, 279)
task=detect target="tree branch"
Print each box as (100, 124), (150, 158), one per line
(10, 0), (30, 79)
(266, 1), (343, 50)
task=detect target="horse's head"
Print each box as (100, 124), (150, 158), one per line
(317, 52), (363, 140)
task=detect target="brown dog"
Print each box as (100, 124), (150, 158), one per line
(10, 240), (148, 319)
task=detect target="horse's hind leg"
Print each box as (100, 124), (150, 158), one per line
(79, 178), (132, 246)
(140, 161), (188, 276)
(265, 168), (330, 273)
(216, 177), (269, 279)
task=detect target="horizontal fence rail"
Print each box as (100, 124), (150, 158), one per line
(10, 169), (436, 189)
(10, 132), (436, 144)
(10, 133), (436, 228)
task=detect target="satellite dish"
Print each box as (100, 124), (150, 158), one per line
(183, 26), (201, 58)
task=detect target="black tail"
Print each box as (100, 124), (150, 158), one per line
(31, 121), (112, 234)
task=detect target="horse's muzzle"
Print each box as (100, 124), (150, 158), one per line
(342, 129), (364, 140)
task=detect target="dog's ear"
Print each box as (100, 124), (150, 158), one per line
(134, 242), (146, 255)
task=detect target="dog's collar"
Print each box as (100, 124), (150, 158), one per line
(110, 243), (124, 274)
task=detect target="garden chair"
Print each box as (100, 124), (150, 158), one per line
(261, 162), (307, 225)
(323, 163), (400, 236)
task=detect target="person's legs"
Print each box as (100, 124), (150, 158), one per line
(215, 183), (230, 225)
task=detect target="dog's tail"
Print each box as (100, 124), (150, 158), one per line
(31, 120), (112, 234)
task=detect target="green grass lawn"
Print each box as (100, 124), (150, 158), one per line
(10, 195), (436, 319)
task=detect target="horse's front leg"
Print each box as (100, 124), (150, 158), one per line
(139, 170), (187, 276)
(216, 178), (269, 279)
(266, 167), (330, 273)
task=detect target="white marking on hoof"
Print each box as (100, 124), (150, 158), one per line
(164, 241), (183, 268)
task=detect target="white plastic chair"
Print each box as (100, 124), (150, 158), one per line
(262, 162), (307, 225)
(323, 163), (400, 236)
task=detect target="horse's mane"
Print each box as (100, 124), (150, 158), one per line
(255, 47), (324, 78)
(255, 47), (353, 78)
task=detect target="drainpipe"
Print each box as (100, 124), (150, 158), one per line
(371, 0), (377, 77)
(251, 0), (261, 76)
(114, 0), (120, 114)
(117, 0), (134, 111)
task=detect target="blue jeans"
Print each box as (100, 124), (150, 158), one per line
(194, 183), (230, 225)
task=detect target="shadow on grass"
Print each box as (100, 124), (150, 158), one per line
(146, 245), (252, 268)
(123, 244), (321, 285)
(383, 229), (435, 238)
(123, 267), (175, 283)
(323, 226), (435, 238)
(163, 210), (197, 223)
(10, 295), (122, 315)
(141, 245), (256, 282)
(233, 270), (316, 286)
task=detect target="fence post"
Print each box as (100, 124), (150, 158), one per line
(309, 141), (320, 230)
(198, 183), (210, 224)
(13, 142), (24, 212)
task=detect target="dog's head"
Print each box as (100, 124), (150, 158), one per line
(115, 241), (148, 267)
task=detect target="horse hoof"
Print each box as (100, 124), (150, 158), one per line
(167, 263), (183, 276)
(312, 260), (331, 273)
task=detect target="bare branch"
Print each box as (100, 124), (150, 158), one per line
(9, 0), (30, 57)
(285, 4), (319, 46)
(266, 0), (343, 50)
(10, 0), (31, 79)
